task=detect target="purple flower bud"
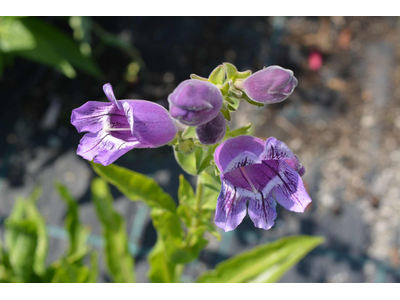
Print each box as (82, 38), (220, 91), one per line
(71, 83), (177, 166)
(240, 66), (298, 104)
(196, 112), (226, 145)
(168, 79), (223, 126)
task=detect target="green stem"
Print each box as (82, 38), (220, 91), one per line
(195, 175), (204, 214)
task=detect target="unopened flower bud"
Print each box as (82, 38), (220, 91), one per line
(238, 66), (298, 104)
(196, 112), (226, 145)
(177, 139), (196, 154)
(168, 79), (223, 126)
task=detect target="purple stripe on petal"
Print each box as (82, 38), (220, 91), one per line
(261, 137), (305, 176)
(262, 160), (312, 212)
(103, 83), (123, 110)
(215, 179), (248, 232)
(71, 101), (115, 133)
(214, 135), (265, 174)
(248, 194), (277, 230)
(77, 130), (139, 166)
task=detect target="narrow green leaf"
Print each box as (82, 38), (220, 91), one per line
(236, 69), (252, 79)
(195, 147), (203, 172)
(147, 237), (180, 283)
(242, 92), (265, 107)
(55, 182), (90, 260)
(190, 73), (208, 81)
(0, 17), (35, 52)
(19, 18), (102, 78)
(199, 172), (221, 211)
(197, 235), (324, 283)
(197, 154), (213, 174)
(91, 162), (176, 212)
(91, 178), (135, 283)
(5, 220), (38, 282)
(87, 251), (99, 283)
(220, 108), (231, 121)
(223, 62), (238, 80)
(226, 97), (241, 111)
(178, 175), (196, 207)
(182, 126), (197, 139)
(224, 123), (252, 140)
(208, 65), (225, 85)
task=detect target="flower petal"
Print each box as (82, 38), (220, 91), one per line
(261, 137), (305, 176)
(215, 178), (249, 232)
(71, 101), (116, 133)
(103, 83), (123, 110)
(214, 135), (265, 174)
(248, 194), (277, 230)
(121, 100), (177, 148)
(77, 130), (139, 166)
(262, 160), (312, 212)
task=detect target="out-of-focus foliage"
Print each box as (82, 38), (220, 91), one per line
(0, 184), (98, 283)
(0, 16), (102, 78)
(91, 178), (135, 283)
(197, 236), (324, 283)
(0, 174), (323, 283)
(91, 162), (217, 282)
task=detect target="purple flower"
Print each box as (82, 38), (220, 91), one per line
(214, 135), (311, 232)
(196, 112), (226, 145)
(168, 79), (223, 126)
(71, 83), (177, 166)
(239, 66), (298, 104)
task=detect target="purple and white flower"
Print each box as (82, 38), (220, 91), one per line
(168, 79), (223, 126)
(238, 66), (298, 104)
(71, 83), (177, 166)
(214, 135), (311, 232)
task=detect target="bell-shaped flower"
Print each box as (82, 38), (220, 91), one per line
(196, 112), (226, 145)
(71, 83), (177, 166)
(168, 79), (223, 126)
(239, 66), (298, 104)
(214, 135), (311, 232)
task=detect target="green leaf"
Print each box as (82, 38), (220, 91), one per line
(178, 175), (196, 207)
(224, 123), (252, 140)
(5, 220), (39, 282)
(174, 147), (198, 176)
(196, 235), (324, 283)
(177, 175), (196, 227)
(181, 126), (197, 139)
(0, 17), (35, 52)
(190, 73), (208, 81)
(87, 251), (99, 283)
(236, 69), (252, 79)
(55, 182), (90, 260)
(226, 96), (241, 111)
(199, 172), (221, 211)
(5, 187), (48, 278)
(151, 208), (194, 264)
(7, 17), (102, 78)
(91, 178), (135, 283)
(223, 62), (238, 80)
(147, 237), (181, 283)
(220, 107), (231, 121)
(208, 65), (225, 85)
(242, 92), (265, 108)
(91, 162), (176, 212)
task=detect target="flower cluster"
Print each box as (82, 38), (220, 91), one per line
(71, 62), (311, 232)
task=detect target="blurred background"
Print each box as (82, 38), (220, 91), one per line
(1, 16), (400, 282)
